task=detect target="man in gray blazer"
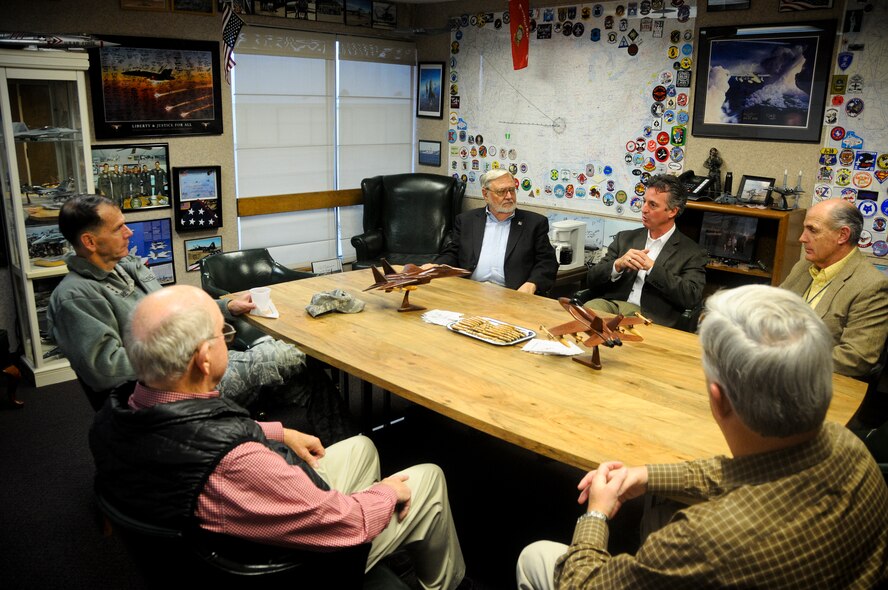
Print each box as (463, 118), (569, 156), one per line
(584, 174), (708, 328)
(780, 199), (888, 378)
(432, 170), (557, 295)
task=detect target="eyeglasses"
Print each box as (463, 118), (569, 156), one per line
(486, 186), (517, 197)
(218, 322), (236, 344)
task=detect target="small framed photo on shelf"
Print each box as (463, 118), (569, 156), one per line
(418, 140), (442, 167)
(416, 62), (445, 119)
(184, 235), (222, 272)
(371, 1), (396, 29)
(127, 217), (176, 285)
(91, 143), (170, 212)
(172, 166), (223, 231)
(737, 175), (775, 205)
(121, 0), (168, 11)
(311, 258), (344, 275)
(172, 0), (215, 14)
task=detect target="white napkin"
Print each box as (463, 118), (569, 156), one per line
(421, 309), (463, 326)
(522, 338), (584, 356)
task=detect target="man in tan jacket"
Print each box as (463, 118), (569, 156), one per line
(780, 199), (888, 378)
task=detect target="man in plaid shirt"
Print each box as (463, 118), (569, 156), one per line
(517, 285), (887, 589)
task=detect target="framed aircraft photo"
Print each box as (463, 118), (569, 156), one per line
(737, 175), (775, 205)
(88, 36), (223, 139)
(184, 235), (222, 272)
(91, 143), (170, 212)
(127, 217), (176, 285)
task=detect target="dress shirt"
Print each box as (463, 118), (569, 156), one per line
(470, 208), (513, 286)
(804, 248), (855, 308)
(555, 422), (888, 589)
(610, 225), (676, 307)
(128, 383), (398, 549)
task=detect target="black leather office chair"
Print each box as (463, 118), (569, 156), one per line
(351, 174), (465, 270)
(200, 248), (315, 351)
(847, 338), (888, 432)
(95, 489), (407, 587)
(77, 377), (136, 412)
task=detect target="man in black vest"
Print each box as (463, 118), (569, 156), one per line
(90, 285), (466, 589)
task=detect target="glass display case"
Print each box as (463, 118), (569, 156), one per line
(0, 49), (93, 386)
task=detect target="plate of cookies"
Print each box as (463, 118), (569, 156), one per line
(447, 316), (536, 346)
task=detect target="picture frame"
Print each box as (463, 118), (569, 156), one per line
(172, 0), (215, 13)
(706, 0), (750, 10)
(91, 143), (171, 212)
(172, 166), (223, 231)
(184, 236), (223, 272)
(779, 0), (833, 11)
(121, 0), (168, 10)
(346, 0), (372, 26)
(127, 217), (176, 285)
(311, 257), (344, 275)
(737, 175), (775, 205)
(418, 140), (442, 167)
(371, 0), (396, 29)
(88, 36), (223, 139)
(253, 0), (287, 16)
(692, 20), (836, 143)
(416, 62), (445, 119)
(317, 0), (345, 23)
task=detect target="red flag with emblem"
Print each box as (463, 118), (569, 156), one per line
(509, 0), (529, 70)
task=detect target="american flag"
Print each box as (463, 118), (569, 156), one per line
(221, 2), (244, 84)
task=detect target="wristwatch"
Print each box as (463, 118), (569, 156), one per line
(577, 510), (609, 524)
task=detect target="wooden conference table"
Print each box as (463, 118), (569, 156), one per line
(246, 270), (865, 472)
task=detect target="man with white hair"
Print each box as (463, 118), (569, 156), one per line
(516, 285), (888, 589)
(430, 170), (557, 295)
(90, 285), (466, 589)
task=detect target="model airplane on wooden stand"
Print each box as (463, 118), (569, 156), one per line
(364, 259), (470, 312)
(547, 297), (650, 370)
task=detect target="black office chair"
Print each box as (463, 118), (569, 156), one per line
(847, 338), (888, 432)
(95, 489), (407, 588)
(200, 248), (315, 351)
(77, 377), (136, 412)
(351, 173), (465, 270)
(571, 288), (703, 333)
(857, 421), (888, 486)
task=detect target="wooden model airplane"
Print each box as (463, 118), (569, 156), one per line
(364, 259), (470, 312)
(546, 297), (651, 370)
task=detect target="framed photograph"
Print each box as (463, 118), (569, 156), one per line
(707, 0), (750, 10)
(172, 166), (223, 231)
(779, 0), (833, 11)
(127, 217), (176, 285)
(91, 143), (170, 212)
(317, 0), (344, 23)
(121, 0), (168, 10)
(288, 0), (316, 19)
(253, 0), (288, 16)
(172, 0), (215, 13)
(184, 236), (222, 272)
(346, 0), (372, 26)
(737, 175), (775, 205)
(88, 36), (223, 139)
(371, 0), (396, 29)
(416, 62), (445, 119)
(418, 140), (442, 167)
(692, 20), (836, 143)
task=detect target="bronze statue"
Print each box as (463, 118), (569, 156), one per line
(703, 147), (723, 196)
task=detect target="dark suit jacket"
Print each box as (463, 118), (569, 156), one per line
(780, 249), (888, 378)
(434, 208), (558, 294)
(586, 226), (708, 328)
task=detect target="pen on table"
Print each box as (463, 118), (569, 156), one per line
(540, 325), (570, 347)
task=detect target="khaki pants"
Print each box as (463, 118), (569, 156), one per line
(316, 436), (465, 590)
(583, 298), (641, 317)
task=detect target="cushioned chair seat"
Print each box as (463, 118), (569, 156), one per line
(351, 174), (465, 270)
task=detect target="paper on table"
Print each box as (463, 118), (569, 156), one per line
(249, 299), (280, 319)
(522, 339), (584, 356)
(421, 309), (463, 326)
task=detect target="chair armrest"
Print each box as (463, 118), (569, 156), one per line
(573, 288), (594, 303)
(351, 229), (385, 262)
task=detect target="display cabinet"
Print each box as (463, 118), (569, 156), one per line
(0, 49), (93, 386)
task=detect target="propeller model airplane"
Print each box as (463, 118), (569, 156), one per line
(546, 297), (651, 370)
(364, 259), (470, 312)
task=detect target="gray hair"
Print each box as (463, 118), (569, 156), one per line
(126, 304), (216, 385)
(646, 174), (687, 216)
(480, 169), (512, 189)
(828, 200), (863, 244)
(699, 285), (832, 437)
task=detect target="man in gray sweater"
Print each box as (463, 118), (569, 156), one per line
(48, 195), (352, 444)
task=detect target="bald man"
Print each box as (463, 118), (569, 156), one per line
(90, 286), (466, 589)
(780, 199), (888, 378)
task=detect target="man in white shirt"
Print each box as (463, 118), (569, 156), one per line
(584, 174), (707, 328)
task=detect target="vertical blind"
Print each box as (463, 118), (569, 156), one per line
(233, 27), (415, 267)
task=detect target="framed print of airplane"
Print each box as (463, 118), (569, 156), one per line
(88, 36), (223, 139)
